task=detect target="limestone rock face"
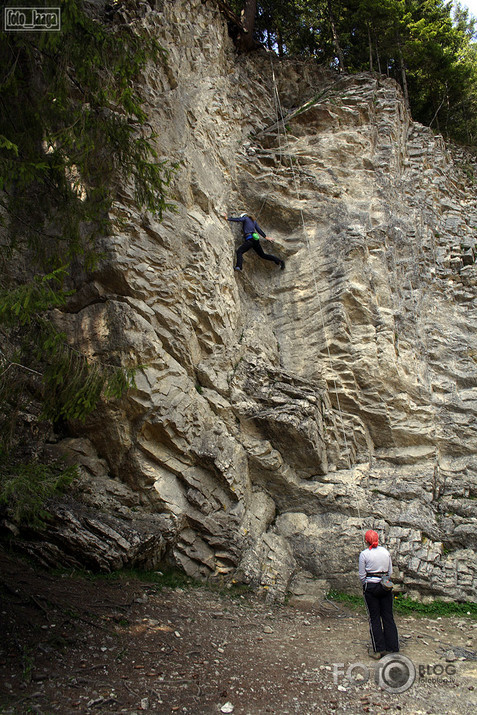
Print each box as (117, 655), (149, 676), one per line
(36, 0), (477, 601)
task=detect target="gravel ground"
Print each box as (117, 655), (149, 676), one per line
(1, 549), (476, 715)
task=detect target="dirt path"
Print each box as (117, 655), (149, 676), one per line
(0, 550), (476, 715)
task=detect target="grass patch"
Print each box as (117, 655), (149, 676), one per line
(392, 594), (477, 618)
(327, 590), (477, 619)
(327, 590), (364, 612)
(53, 564), (253, 598)
(51, 565), (201, 591)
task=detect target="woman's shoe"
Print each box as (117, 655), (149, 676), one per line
(369, 652), (382, 660)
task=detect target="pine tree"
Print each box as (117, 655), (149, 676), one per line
(0, 0), (177, 519)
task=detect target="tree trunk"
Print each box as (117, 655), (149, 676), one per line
(396, 31), (410, 111)
(277, 26), (284, 58)
(367, 23), (373, 72)
(327, 0), (346, 73)
(238, 0), (257, 52)
(375, 32), (382, 74)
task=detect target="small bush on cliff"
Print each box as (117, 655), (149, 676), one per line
(0, 455), (78, 527)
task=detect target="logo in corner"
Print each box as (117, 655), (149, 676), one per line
(375, 653), (416, 693)
(4, 7), (61, 32)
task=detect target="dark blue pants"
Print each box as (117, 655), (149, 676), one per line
(236, 239), (281, 269)
(363, 582), (399, 653)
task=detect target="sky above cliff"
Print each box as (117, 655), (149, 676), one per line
(461, 1), (477, 17)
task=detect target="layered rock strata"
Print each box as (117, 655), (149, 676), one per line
(16, 0), (477, 602)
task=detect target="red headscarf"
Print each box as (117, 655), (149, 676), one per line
(365, 529), (379, 549)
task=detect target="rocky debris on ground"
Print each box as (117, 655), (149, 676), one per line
(1, 551), (476, 714)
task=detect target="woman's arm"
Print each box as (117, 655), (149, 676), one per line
(254, 222), (267, 238)
(358, 552), (367, 584)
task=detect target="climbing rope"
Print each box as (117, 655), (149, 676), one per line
(232, 55), (365, 529)
(268, 56), (371, 541)
(268, 53), (355, 476)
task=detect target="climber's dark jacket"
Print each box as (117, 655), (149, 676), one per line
(227, 215), (266, 239)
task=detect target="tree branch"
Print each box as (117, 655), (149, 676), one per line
(215, 0), (247, 32)
(0, 362), (43, 379)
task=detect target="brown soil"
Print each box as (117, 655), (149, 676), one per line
(0, 549), (476, 715)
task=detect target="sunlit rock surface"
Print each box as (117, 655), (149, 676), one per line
(26, 0), (477, 601)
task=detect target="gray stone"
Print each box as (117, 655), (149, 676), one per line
(6, 0), (477, 602)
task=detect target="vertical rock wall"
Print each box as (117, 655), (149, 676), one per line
(44, 0), (477, 602)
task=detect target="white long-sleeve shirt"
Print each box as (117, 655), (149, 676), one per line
(359, 545), (392, 584)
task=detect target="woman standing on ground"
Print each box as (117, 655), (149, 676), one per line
(359, 529), (399, 659)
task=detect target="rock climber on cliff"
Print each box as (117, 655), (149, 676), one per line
(224, 213), (285, 272)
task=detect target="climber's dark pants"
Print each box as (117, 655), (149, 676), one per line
(363, 582), (399, 653)
(236, 239), (281, 269)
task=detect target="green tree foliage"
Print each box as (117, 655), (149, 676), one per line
(0, 0), (176, 264)
(0, 457), (77, 526)
(228, 0), (477, 145)
(342, 0), (477, 143)
(0, 1), (176, 517)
